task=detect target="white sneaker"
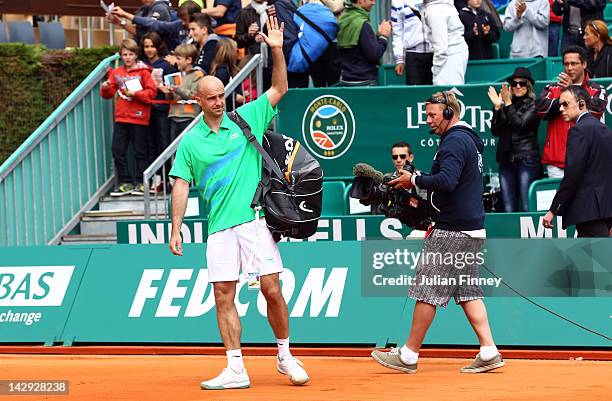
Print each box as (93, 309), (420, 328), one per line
(277, 355), (309, 385)
(200, 367), (250, 390)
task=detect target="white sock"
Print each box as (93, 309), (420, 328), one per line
(226, 349), (245, 373)
(399, 345), (419, 365)
(277, 337), (291, 359)
(480, 345), (499, 361)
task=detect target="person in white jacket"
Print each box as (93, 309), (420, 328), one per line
(423, 0), (469, 85)
(503, 0), (549, 58)
(391, 0), (433, 84)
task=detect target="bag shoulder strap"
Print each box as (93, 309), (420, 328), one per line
(228, 111), (285, 181)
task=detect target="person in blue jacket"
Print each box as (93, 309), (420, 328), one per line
(371, 91), (505, 375)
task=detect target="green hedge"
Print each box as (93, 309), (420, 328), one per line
(0, 44), (117, 165)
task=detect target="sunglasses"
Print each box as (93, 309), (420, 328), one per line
(510, 80), (528, 88)
(559, 101), (571, 108)
(392, 154), (408, 160)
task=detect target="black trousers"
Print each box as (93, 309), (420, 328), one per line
(310, 43), (341, 87)
(148, 111), (170, 167)
(576, 218), (612, 238)
(111, 122), (148, 184)
(405, 51), (433, 85)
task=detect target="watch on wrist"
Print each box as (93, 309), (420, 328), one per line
(120, 19), (127, 27)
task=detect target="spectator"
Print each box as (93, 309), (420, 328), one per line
(488, 67), (541, 212)
(552, 0), (606, 51)
(391, 141), (415, 174)
(459, 0), (500, 60)
(202, 0), (242, 37)
(584, 20), (612, 78)
(210, 38), (244, 110)
(159, 44), (204, 144)
(548, 0), (562, 56)
(113, 1), (202, 51)
(302, 0), (344, 87)
(391, 0), (433, 85)
(337, 0), (391, 86)
(503, 0), (549, 58)
(100, 39), (157, 197)
(188, 13), (220, 74)
(535, 45), (606, 178)
(141, 32), (177, 193)
(543, 85), (612, 237)
(235, 0), (268, 58)
(423, 0), (469, 85)
(111, 1), (172, 47)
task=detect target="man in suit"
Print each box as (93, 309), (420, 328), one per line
(543, 85), (612, 237)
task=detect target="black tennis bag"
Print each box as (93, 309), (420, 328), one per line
(228, 111), (323, 240)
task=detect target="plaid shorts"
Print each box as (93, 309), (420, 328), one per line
(409, 228), (485, 307)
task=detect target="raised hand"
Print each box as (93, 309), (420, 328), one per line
(500, 83), (512, 105)
(487, 86), (503, 109)
(256, 16), (284, 49)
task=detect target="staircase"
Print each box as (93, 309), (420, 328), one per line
(59, 194), (168, 244)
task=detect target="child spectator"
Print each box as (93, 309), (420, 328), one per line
(141, 31), (177, 193)
(210, 38), (244, 110)
(159, 44), (204, 144)
(100, 39), (157, 197)
(189, 13), (220, 74)
(459, 0), (500, 60)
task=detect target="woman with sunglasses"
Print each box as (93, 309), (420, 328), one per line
(487, 67), (541, 212)
(583, 20), (612, 78)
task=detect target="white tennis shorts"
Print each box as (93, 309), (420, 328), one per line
(206, 217), (284, 282)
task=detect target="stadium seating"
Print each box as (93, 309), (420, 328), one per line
(7, 21), (36, 44)
(528, 178), (562, 212)
(38, 21), (67, 49)
(0, 22), (7, 43)
(321, 181), (347, 216)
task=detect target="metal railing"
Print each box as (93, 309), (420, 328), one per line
(0, 54), (119, 246)
(143, 54), (264, 219)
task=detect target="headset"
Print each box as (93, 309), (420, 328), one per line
(426, 91), (454, 120)
(441, 90), (454, 120)
(578, 99), (586, 109)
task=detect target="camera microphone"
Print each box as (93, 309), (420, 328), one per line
(353, 163), (384, 185)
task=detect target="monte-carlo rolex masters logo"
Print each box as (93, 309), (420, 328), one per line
(302, 95), (355, 159)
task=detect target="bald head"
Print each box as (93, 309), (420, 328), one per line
(198, 75), (225, 96)
(197, 75), (226, 121)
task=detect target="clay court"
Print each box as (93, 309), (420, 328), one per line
(2, 349), (610, 400)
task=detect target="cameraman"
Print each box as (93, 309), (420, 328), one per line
(371, 91), (504, 374)
(391, 141), (415, 174)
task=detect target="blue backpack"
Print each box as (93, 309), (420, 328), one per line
(274, 1), (339, 73)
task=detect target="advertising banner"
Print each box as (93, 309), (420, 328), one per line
(116, 213), (577, 244)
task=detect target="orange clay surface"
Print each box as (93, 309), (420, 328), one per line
(1, 354), (611, 401)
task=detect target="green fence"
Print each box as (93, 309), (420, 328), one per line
(278, 78), (612, 179)
(0, 54), (119, 246)
(0, 241), (609, 347)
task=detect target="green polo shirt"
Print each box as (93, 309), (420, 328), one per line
(169, 95), (277, 235)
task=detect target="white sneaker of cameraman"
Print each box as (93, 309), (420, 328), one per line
(200, 367), (250, 390)
(277, 355), (309, 385)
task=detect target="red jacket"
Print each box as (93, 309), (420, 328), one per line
(548, 0), (562, 24)
(100, 61), (157, 126)
(535, 75), (606, 169)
